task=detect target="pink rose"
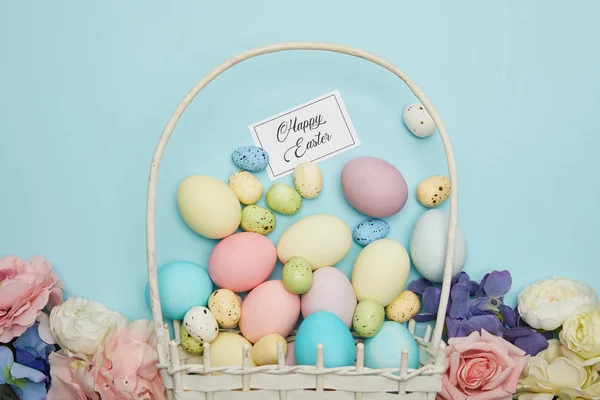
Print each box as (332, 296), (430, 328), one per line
(91, 320), (167, 399)
(0, 255), (63, 342)
(439, 329), (528, 400)
(48, 350), (99, 400)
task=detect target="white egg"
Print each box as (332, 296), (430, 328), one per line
(403, 103), (436, 138)
(183, 306), (219, 343)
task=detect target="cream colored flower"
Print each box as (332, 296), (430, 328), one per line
(560, 306), (600, 360)
(518, 277), (598, 331)
(518, 339), (600, 400)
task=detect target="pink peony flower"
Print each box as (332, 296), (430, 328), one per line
(91, 320), (167, 399)
(438, 329), (528, 400)
(47, 350), (99, 400)
(0, 255), (63, 342)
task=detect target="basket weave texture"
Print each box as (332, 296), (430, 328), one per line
(146, 42), (459, 400)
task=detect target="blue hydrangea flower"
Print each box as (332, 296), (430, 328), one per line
(0, 346), (47, 400)
(13, 322), (55, 390)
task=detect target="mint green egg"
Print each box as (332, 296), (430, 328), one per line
(181, 325), (204, 355)
(241, 205), (276, 235)
(282, 256), (313, 294)
(266, 183), (302, 215)
(353, 299), (385, 338)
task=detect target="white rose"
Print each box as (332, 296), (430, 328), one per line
(50, 296), (129, 355)
(518, 277), (598, 331)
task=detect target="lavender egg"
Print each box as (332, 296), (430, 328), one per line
(232, 146), (269, 172)
(353, 219), (390, 246)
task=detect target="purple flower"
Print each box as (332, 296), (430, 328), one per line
(498, 305), (549, 355)
(0, 346), (47, 400)
(13, 322), (55, 390)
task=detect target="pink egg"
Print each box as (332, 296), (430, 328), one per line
(285, 341), (296, 365)
(208, 232), (276, 292)
(239, 280), (300, 343)
(301, 266), (357, 328)
(340, 157), (408, 218)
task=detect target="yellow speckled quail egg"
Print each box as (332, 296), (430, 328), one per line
(403, 103), (436, 138)
(251, 333), (288, 366)
(241, 205), (276, 235)
(293, 162), (323, 199)
(180, 325), (204, 355)
(385, 290), (421, 323)
(183, 306), (219, 343)
(417, 175), (450, 208)
(229, 170), (263, 205)
(208, 289), (242, 329)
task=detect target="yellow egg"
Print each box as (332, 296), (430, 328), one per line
(229, 170), (263, 205)
(416, 175), (450, 208)
(385, 290), (421, 323)
(177, 175), (241, 239)
(277, 214), (352, 270)
(210, 332), (257, 368)
(208, 289), (242, 329)
(251, 333), (287, 366)
(293, 162), (323, 199)
(351, 239), (410, 306)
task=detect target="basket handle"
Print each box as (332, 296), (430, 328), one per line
(146, 42), (458, 368)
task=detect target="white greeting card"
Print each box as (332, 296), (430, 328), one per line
(249, 90), (361, 181)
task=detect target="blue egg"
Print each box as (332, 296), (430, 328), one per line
(364, 321), (419, 370)
(353, 218), (390, 246)
(294, 311), (356, 368)
(231, 146), (269, 172)
(145, 261), (213, 320)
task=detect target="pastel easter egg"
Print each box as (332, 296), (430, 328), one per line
(282, 256), (313, 294)
(386, 290), (421, 323)
(351, 239), (410, 306)
(285, 342), (296, 365)
(208, 289), (241, 329)
(294, 311), (355, 368)
(403, 103), (436, 138)
(210, 332), (257, 368)
(277, 214), (352, 270)
(266, 183), (302, 215)
(231, 146), (269, 172)
(177, 175), (241, 239)
(239, 280), (300, 343)
(353, 218), (390, 246)
(301, 267), (357, 328)
(229, 170), (263, 205)
(241, 205), (276, 235)
(341, 157), (408, 218)
(353, 299), (385, 338)
(364, 321), (419, 370)
(410, 209), (467, 283)
(180, 325), (204, 355)
(183, 306), (219, 343)
(208, 232), (276, 292)
(293, 162), (323, 199)
(417, 175), (450, 208)
(251, 333), (288, 366)
(145, 261), (213, 320)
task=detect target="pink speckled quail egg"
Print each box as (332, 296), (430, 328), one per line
(403, 103), (436, 138)
(183, 306), (219, 344)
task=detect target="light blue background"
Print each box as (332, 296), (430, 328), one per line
(1, 1), (598, 322)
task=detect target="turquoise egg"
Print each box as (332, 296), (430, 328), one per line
(364, 321), (419, 370)
(294, 311), (355, 368)
(145, 261), (214, 320)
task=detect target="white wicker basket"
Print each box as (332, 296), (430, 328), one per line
(145, 42), (459, 400)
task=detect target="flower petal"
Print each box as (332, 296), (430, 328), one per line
(423, 286), (441, 313)
(546, 357), (587, 388)
(469, 298), (498, 317)
(408, 278), (432, 296)
(469, 281), (480, 296)
(476, 273), (489, 298)
(458, 315), (503, 337)
(449, 283), (470, 319)
(15, 380), (47, 400)
(452, 272), (471, 286)
(513, 331), (549, 356)
(483, 270), (512, 299)
(446, 317), (461, 338)
(10, 362), (46, 383)
(413, 312), (437, 322)
(500, 305), (518, 329)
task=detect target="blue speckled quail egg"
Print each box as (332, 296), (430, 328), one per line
(232, 146), (269, 172)
(353, 218), (390, 246)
